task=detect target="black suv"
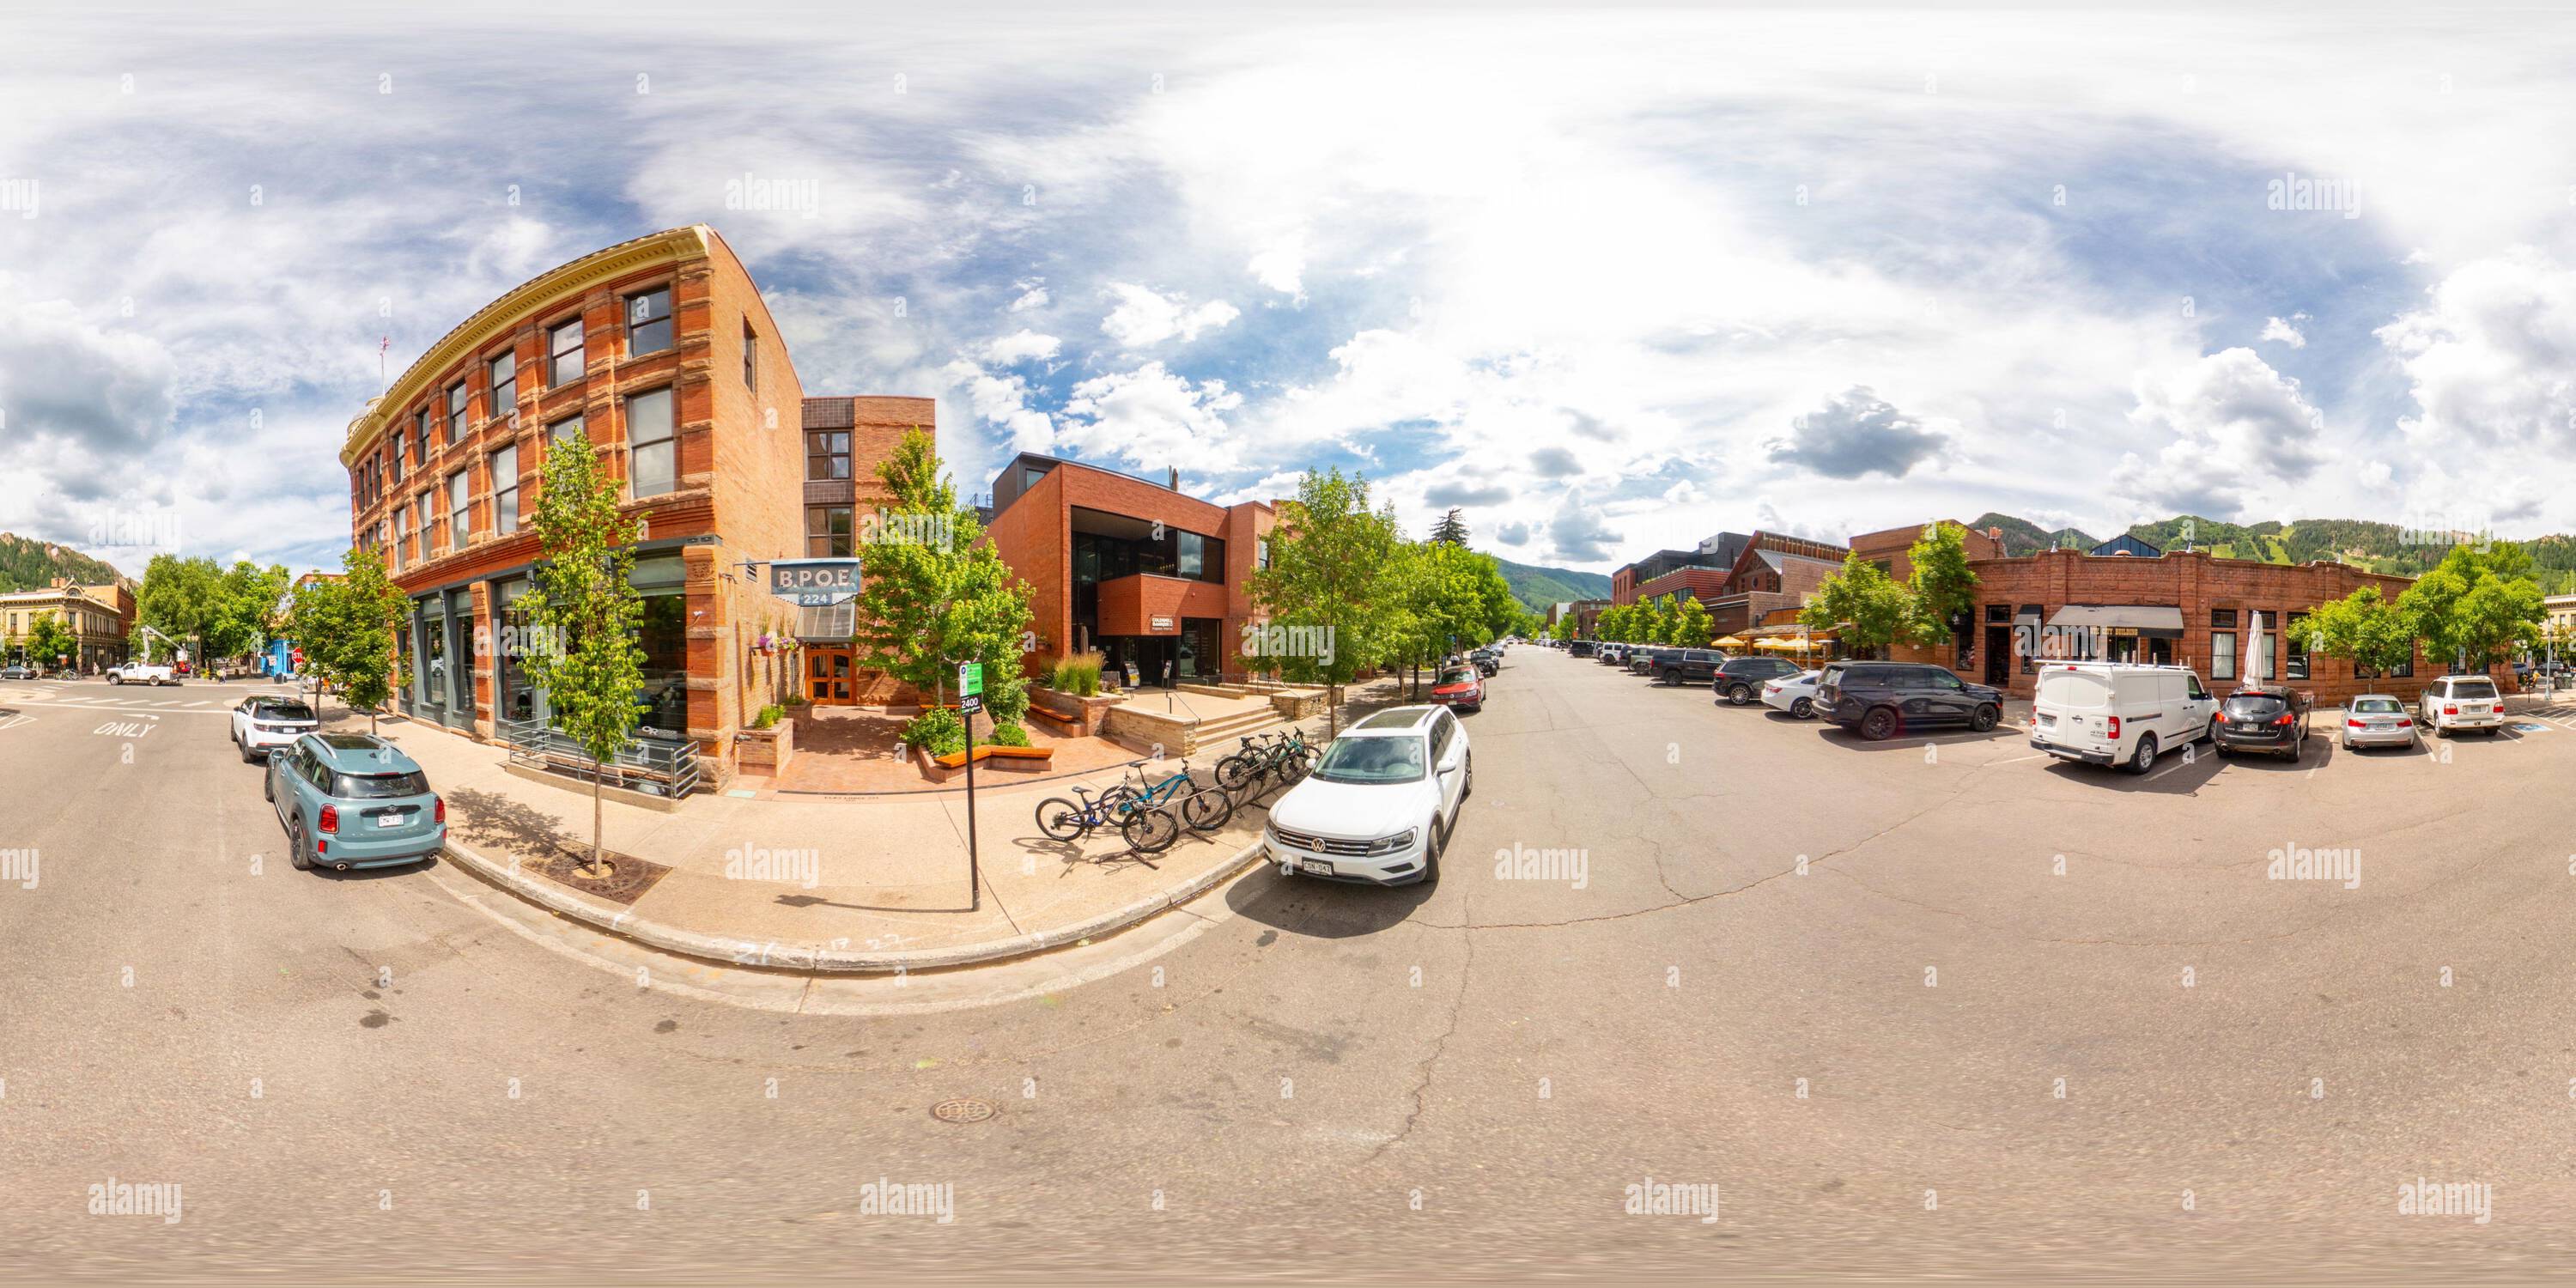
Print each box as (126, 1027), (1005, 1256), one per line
(1567, 640), (1598, 658)
(1651, 648), (1729, 686)
(1711, 656), (1805, 704)
(2211, 686), (2312, 760)
(1814, 661), (2004, 739)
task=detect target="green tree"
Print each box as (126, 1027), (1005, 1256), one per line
(849, 430), (1035, 750)
(26, 611), (78, 672)
(1667, 596), (1714, 647)
(137, 553), (223, 662)
(1903, 521), (1981, 647)
(207, 560), (294, 663)
(288, 552), (408, 733)
(1385, 540), (1498, 696)
(1248, 468), (1404, 735)
(1799, 552), (1913, 659)
(1548, 615), (1574, 643)
(2397, 542), (2546, 674)
(519, 431), (647, 877)
(2304, 585), (2418, 679)
(1429, 507), (1469, 545)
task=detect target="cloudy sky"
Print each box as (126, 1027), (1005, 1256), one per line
(5, 2), (2576, 579)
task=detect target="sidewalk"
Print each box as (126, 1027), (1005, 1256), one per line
(329, 707), (1294, 972)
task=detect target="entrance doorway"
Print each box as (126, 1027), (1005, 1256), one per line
(805, 647), (859, 704)
(1984, 626), (2011, 685)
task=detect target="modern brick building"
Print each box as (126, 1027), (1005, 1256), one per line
(337, 225), (924, 787)
(0, 578), (133, 671)
(982, 453), (1275, 685)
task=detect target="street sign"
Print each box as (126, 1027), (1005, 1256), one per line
(960, 693), (983, 714)
(958, 661), (983, 696)
(768, 558), (861, 608)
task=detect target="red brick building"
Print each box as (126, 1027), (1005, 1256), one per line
(337, 225), (923, 787)
(982, 453), (1275, 685)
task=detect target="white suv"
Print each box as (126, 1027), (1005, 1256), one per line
(1265, 706), (1471, 886)
(2420, 674), (2504, 737)
(231, 695), (322, 762)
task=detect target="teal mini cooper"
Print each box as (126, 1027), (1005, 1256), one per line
(264, 733), (446, 872)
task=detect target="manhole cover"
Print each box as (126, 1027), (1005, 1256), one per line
(931, 1097), (996, 1124)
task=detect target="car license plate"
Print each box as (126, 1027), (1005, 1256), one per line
(1298, 859), (1332, 877)
(377, 813), (404, 829)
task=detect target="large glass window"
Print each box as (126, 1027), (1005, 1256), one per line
(490, 445), (519, 536)
(549, 317), (586, 387)
(446, 380), (468, 443)
(2252, 617), (2276, 682)
(626, 287), (672, 356)
(392, 509), (408, 568)
(416, 598), (447, 716)
(495, 576), (539, 726)
(447, 469), (471, 548)
(628, 386), (676, 496)
(632, 555), (688, 737)
(806, 430), (850, 481)
(1177, 531), (1209, 580)
(488, 350), (517, 422)
(807, 506), (854, 556)
(550, 411), (584, 443)
(414, 409), (431, 464)
(412, 494), (431, 563)
(2285, 610), (2310, 681)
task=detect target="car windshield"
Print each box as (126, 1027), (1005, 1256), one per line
(2450, 680), (2499, 701)
(1438, 670), (1476, 685)
(332, 770), (430, 799)
(2352, 697), (2403, 714)
(1311, 737), (1427, 784)
(2223, 693), (2286, 717)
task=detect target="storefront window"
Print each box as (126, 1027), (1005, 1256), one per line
(633, 554), (689, 738)
(2285, 610), (2310, 681)
(495, 577), (539, 725)
(418, 598), (448, 716)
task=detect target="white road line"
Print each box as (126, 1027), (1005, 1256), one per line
(183, 700), (211, 708)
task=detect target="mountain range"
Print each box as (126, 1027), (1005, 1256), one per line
(1491, 556), (1613, 614)
(0, 533), (126, 593)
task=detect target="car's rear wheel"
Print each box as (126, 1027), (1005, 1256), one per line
(287, 814), (313, 871)
(240, 734), (259, 764)
(2129, 732), (2160, 775)
(1859, 707), (1899, 741)
(1661, 670), (1680, 686)
(1969, 703), (1999, 732)
(1790, 696), (1813, 719)
(1727, 683), (1753, 706)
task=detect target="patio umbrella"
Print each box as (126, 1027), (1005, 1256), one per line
(1713, 635), (1750, 649)
(1754, 636), (1815, 652)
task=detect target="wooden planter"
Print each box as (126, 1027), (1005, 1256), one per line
(735, 720), (794, 775)
(914, 743), (1054, 783)
(1029, 688), (1124, 738)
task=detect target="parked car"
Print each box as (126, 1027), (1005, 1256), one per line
(263, 732), (446, 872)
(2419, 674), (2503, 737)
(1818, 661), (2007, 741)
(2027, 662), (2215, 773)
(1647, 648), (1729, 687)
(107, 660), (178, 686)
(230, 695), (322, 762)
(1761, 668), (1825, 719)
(1430, 665), (1485, 714)
(1597, 643), (1630, 666)
(1567, 640), (1598, 658)
(1468, 648), (1500, 677)
(2211, 686), (2312, 760)
(1712, 656), (1807, 705)
(2340, 693), (2419, 751)
(0, 664), (34, 680)
(1264, 705), (1471, 886)
(1625, 646), (1678, 676)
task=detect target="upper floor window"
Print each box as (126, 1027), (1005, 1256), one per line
(446, 380), (468, 444)
(414, 409), (431, 463)
(392, 508), (408, 568)
(550, 411), (584, 444)
(490, 445), (520, 536)
(447, 470), (471, 549)
(807, 505), (854, 557)
(626, 288), (672, 356)
(806, 430), (850, 481)
(413, 494), (431, 562)
(488, 350), (517, 422)
(386, 439), (402, 487)
(549, 317), (586, 387)
(742, 322), (758, 392)
(627, 386), (677, 497)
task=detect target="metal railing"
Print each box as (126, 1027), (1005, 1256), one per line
(498, 714), (703, 799)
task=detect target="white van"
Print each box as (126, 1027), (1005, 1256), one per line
(2029, 662), (2216, 774)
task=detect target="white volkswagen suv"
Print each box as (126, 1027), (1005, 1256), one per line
(1265, 706), (1471, 886)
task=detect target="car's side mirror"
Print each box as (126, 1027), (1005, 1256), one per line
(1439, 752), (1461, 774)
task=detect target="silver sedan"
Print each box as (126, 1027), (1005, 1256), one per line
(2340, 694), (2419, 750)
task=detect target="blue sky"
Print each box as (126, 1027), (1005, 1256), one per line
(6, 3), (2576, 580)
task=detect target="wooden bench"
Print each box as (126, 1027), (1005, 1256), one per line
(930, 744), (1054, 769)
(1026, 705), (1079, 729)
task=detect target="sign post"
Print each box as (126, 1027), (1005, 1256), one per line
(958, 661), (984, 912)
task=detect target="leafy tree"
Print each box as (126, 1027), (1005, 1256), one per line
(1384, 540), (1500, 696)
(207, 561), (293, 662)
(1248, 468), (1404, 735)
(137, 553), (223, 662)
(1904, 521), (1981, 647)
(1549, 615), (1575, 643)
(519, 430), (647, 878)
(848, 429), (1035, 744)
(1666, 596), (1714, 647)
(26, 611), (78, 672)
(1799, 552), (1913, 659)
(287, 552), (407, 733)
(1429, 507), (1469, 545)
(2397, 542), (2546, 674)
(2304, 585), (2418, 679)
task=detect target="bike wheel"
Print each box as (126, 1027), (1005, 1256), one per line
(1036, 797), (1088, 841)
(1121, 805), (1181, 854)
(1214, 753), (1257, 793)
(1180, 781), (1234, 832)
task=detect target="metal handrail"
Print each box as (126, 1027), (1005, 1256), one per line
(498, 714), (702, 799)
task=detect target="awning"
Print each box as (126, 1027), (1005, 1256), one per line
(2046, 605), (2184, 636)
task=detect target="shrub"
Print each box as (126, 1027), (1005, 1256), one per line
(750, 703), (783, 730)
(783, 692), (810, 708)
(987, 721), (1030, 748)
(899, 706), (966, 756)
(984, 673), (1030, 726)
(1048, 649), (1104, 697)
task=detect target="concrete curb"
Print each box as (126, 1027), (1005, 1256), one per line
(438, 833), (1270, 974)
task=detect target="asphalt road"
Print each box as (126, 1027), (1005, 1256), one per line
(3, 658), (2574, 1282)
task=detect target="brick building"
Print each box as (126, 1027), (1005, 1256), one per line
(982, 453), (1275, 685)
(1, 578), (133, 671)
(337, 225), (923, 787)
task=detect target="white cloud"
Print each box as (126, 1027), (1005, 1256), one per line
(1009, 281), (1050, 312)
(2114, 348), (2330, 517)
(980, 329), (1061, 364)
(1056, 361), (1244, 475)
(2259, 316), (2307, 349)
(1099, 283), (1239, 349)
(1246, 233), (1308, 296)
(2379, 250), (2576, 456)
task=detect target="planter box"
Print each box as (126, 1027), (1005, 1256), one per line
(735, 720), (794, 775)
(915, 742), (1054, 783)
(1030, 687), (1124, 738)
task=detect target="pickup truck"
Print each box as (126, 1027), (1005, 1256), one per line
(108, 660), (179, 686)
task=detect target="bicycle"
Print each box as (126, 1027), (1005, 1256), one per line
(1214, 728), (1315, 793)
(1121, 757), (1233, 833)
(1034, 763), (1182, 854)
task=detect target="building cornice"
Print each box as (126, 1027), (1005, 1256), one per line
(340, 225), (714, 468)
